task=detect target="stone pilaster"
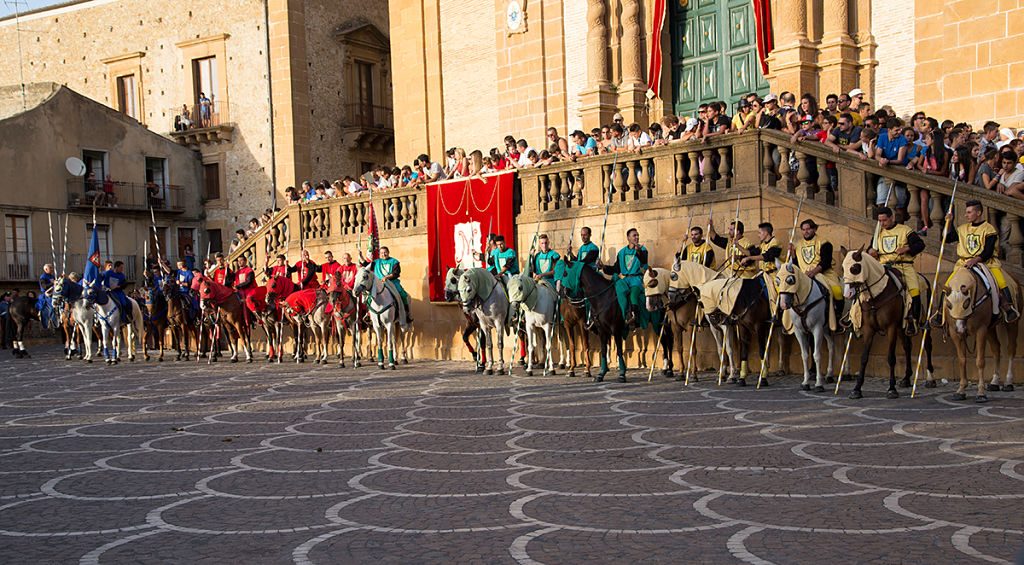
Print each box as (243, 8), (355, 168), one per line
(817, 0), (859, 97)
(616, 0), (648, 125)
(578, 0), (617, 129)
(764, 0), (818, 97)
(854, 0), (878, 103)
(268, 0), (312, 194)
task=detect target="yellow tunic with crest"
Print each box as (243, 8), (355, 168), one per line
(948, 221), (1006, 288)
(875, 223), (920, 297)
(683, 240), (715, 268)
(728, 236), (758, 278)
(795, 235), (842, 300)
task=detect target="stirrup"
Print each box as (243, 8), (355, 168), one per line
(929, 313), (944, 328)
(904, 319), (918, 337)
(1004, 307), (1020, 324)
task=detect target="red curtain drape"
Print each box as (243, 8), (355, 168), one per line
(427, 172), (515, 301)
(752, 0), (774, 76)
(647, 0), (667, 99)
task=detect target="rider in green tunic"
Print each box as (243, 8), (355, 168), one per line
(486, 235), (519, 282)
(364, 246), (413, 324)
(570, 226), (601, 270)
(602, 228), (653, 330)
(530, 234), (560, 283)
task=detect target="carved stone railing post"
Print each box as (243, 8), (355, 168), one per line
(716, 147), (731, 191)
(674, 153), (686, 195)
(688, 150), (701, 193)
(777, 146), (792, 193)
(571, 169), (584, 204)
(638, 158), (652, 197)
(795, 152), (812, 198)
(1003, 214), (1024, 267)
(928, 190), (946, 228)
(558, 171), (571, 208)
(906, 183), (921, 223)
(816, 158), (832, 204)
(763, 143), (777, 187)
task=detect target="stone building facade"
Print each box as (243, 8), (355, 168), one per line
(0, 0), (394, 254)
(388, 0), (1024, 165)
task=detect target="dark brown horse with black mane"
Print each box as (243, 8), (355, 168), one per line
(555, 259), (626, 382)
(197, 276), (253, 363)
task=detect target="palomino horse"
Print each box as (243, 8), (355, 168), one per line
(323, 272), (361, 367)
(264, 275), (299, 363)
(81, 283), (142, 364)
(553, 260), (591, 379)
(841, 249), (934, 399)
(456, 267), (509, 375)
(775, 263), (836, 392)
(197, 277), (253, 363)
(443, 267), (488, 372)
(507, 275), (559, 377)
(161, 279), (199, 361)
(944, 268), (1020, 402)
(52, 276), (90, 361)
(353, 265), (410, 370)
(696, 276), (771, 387)
(142, 282), (170, 362)
(555, 259), (627, 382)
(644, 261), (726, 381)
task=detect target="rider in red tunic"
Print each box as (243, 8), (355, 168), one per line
(290, 249), (320, 290)
(319, 250), (342, 283)
(211, 253), (233, 286)
(264, 254), (290, 281)
(338, 252), (358, 290)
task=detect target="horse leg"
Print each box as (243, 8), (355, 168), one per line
(884, 328), (899, 398)
(1003, 323), (1017, 391)
(796, 329), (813, 391)
(851, 329), (874, 399)
(615, 334), (627, 382)
(898, 335), (913, 388)
(566, 323), (577, 378)
(386, 320), (397, 370)
(596, 336), (608, 382)
(812, 328), (827, 392)
(974, 328), (990, 402)
(581, 322), (592, 379)
(525, 325), (536, 377)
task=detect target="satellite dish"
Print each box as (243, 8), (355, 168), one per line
(65, 157), (87, 177)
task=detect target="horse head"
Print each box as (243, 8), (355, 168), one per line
(443, 267), (464, 302)
(946, 269), (979, 334)
(352, 266), (376, 297)
(81, 280), (100, 306)
(841, 246), (879, 299)
(456, 271), (481, 306)
(775, 263), (807, 311)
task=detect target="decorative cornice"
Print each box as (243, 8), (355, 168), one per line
(175, 33), (231, 49)
(100, 51), (145, 65)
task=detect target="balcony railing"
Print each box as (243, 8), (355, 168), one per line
(341, 103), (393, 130)
(67, 179), (185, 213)
(1, 252), (137, 282)
(168, 101), (235, 146)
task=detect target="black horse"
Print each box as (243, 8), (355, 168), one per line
(559, 260), (627, 382)
(8, 296), (39, 358)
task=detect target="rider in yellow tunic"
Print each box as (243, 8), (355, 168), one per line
(791, 219), (844, 327)
(868, 207), (926, 334)
(943, 199), (1020, 323)
(709, 219), (759, 278)
(677, 226), (715, 268)
(741, 222), (783, 317)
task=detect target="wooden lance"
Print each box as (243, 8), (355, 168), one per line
(757, 195), (805, 389)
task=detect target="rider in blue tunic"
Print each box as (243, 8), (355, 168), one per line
(486, 235), (519, 282)
(362, 246), (413, 324)
(602, 228), (650, 330)
(530, 234), (560, 283)
(99, 260), (132, 324)
(37, 263), (56, 329)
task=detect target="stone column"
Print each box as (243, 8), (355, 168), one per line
(818, 0), (859, 97)
(854, 0), (877, 103)
(617, 0), (648, 125)
(579, 0), (617, 129)
(765, 0), (817, 98)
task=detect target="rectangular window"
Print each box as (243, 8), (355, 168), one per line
(116, 74), (138, 119)
(146, 157), (169, 209)
(355, 61), (374, 126)
(192, 56), (217, 126)
(5, 215), (30, 280)
(86, 224), (111, 259)
(203, 163), (220, 201)
(176, 228), (194, 262)
(206, 229), (223, 254)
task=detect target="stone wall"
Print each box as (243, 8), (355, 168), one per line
(872, 0), (916, 116)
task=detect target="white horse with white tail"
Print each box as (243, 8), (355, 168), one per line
(82, 282), (142, 364)
(457, 268), (509, 375)
(352, 265), (409, 369)
(507, 274), (559, 376)
(775, 263), (836, 392)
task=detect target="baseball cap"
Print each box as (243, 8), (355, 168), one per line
(738, 99), (751, 108)
(613, 112), (624, 122)
(763, 93), (778, 103)
(800, 114), (815, 123)
(684, 118), (700, 132)
(848, 88), (864, 98)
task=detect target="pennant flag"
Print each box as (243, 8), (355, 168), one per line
(365, 201), (380, 261)
(646, 0), (667, 100)
(84, 224), (101, 284)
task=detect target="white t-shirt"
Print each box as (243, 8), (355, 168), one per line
(1000, 164), (1024, 188)
(627, 132), (652, 149)
(517, 148), (536, 167)
(427, 161), (447, 181)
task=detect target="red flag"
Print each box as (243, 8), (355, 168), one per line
(365, 200), (380, 261)
(753, 0), (774, 75)
(646, 0), (667, 99)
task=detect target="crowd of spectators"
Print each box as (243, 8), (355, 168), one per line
(228, 207), (279, 254)
(227, 88), (1024, 244)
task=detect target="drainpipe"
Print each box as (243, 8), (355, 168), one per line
(263, 0), (278, 210)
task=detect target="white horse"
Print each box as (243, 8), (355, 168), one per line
(507, 275), (559, 376)
(82, 283), (142, 364)
(457, 268), (509, 375)
(53, 277), (96, 362)
(775, 263), (836, 392)
(352, 266), (408, 369)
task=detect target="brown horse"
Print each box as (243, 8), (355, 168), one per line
(944, 268), (1020, 402)
(142, 283), (170, 362)
(197, 277), (253, 363)
(161, 279), (199, 361)
(696, 275), (772, 387)
(323, 272), (362, 367)
(841, 249), (934, 399)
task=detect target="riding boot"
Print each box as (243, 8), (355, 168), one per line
(403, 297), (414, 324)
(930, 292), (946, 328)
(1001, 288), (1019, 323)
(905, 296), (921, 336)
(625, 305), (638, 329)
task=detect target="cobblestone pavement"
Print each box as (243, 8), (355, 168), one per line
(1, 348), (1023, 564)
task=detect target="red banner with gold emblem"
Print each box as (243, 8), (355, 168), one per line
(427, 172), (516, 301)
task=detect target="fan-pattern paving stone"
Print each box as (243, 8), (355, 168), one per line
(0, 348), (1022, 563)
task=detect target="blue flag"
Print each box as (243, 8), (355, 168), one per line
(84, 225), (101, 284)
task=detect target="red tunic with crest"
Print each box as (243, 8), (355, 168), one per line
(293, 260), (319, 290)
(266, 264), (290, 281)
(320, 260), (342, 282)
(212, 266), (231, 286)
(233, 267), (256, 299)
(339, 264), (358, 289)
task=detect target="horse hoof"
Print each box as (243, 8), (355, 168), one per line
(594, 375), (604, 383)
(814, 385), (826, 393)
(825, 375), (836, 384)
(735, 378), (746, 387)
(886, 389), (899, 399)
(354, 361), (361, 368)
(144, 356), (150, 362)
(674, 374), (684, 382)
(924, 380), (938, 389)
(617, 375), (627, 383)
(339, 362), (346, 368)
(899, 378), (911, 388)
(402, 359), (408, 365)
(246, 358), (253, 364)
(86, 359), (93, 364)
(800, 384), (811, 392)
(986, 383), (1000, 392)
(558, 363), (566, 370)
(951, 393), (967, 401)
(158, 358), (163, 362)
(726, 377), (737, 385)
(567, 371), (575, 378)
(485, 368), (493, 376)
(525, 370), (533, 377)
(1003, 384), (1014, 392)
(848, 389), (863, 400)
(377, 363), (385, 370)
(661, 369), (672, 378)
(975, 395), (989, 403)
(114, 359), (120, 365)
(389, 364), (396, 371)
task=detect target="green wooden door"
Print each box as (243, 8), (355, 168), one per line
(670, 0), (768, 119)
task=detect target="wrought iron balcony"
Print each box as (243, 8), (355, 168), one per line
(66, 179), (185, 214)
